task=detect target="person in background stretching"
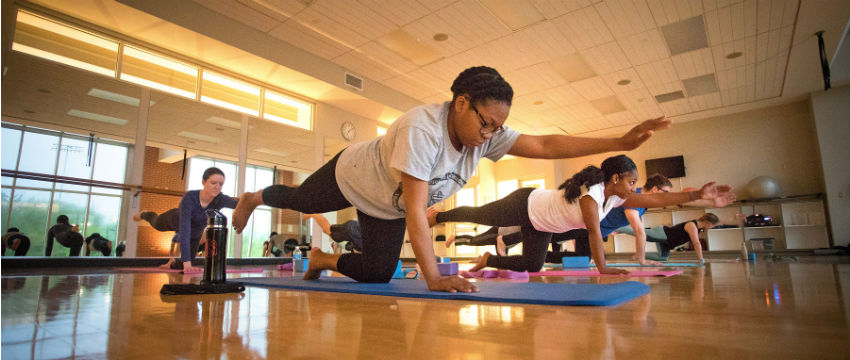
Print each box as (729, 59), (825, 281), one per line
(233, 65), (671, 292)
(46, 215), (84, 256)
(2, 228), (31, 256)
(133, 208), (183, 260)
(161, 167), (239, 273)
(84, 233), (113, 256)
(429, 155), (731, 274)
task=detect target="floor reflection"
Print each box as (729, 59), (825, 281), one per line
(1, 258), (848, 359)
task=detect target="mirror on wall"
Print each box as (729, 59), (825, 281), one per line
(1, 51), (320, 258)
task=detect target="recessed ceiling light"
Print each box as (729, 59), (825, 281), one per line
(24, 109), (35, 114)
(37, 88), (51, 93)
(726, 51), (743, 59)
(433, 33), (448, 42)
(533, 100), (543, 105)
(617, 79), (631, 86)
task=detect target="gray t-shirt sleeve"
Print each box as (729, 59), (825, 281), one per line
(389, 125), (440, 181)
(483, 127), (521, 161)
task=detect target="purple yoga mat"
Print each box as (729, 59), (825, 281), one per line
(528, 269), (683, 277)
(117, 267), (264, 273)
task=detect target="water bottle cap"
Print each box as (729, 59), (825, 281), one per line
(205, 209), (228, 227)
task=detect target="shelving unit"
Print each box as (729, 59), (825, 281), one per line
(611, 195), (830, 253)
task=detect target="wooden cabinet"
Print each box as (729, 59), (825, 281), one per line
(611, 196), (829, 253)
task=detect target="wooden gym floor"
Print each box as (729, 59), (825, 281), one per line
(2, 255), (848, 359)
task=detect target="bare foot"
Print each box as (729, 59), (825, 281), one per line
(233, 190), (263, 233)
(468, 252), (491, 272)
(303, 247), (329, 280)
(426, 207), (439, 227)
(159, 258), (174, 269)
(133, 211), (143, 222)
(496, 235), (506, 256)
(445, 235), (456, 248)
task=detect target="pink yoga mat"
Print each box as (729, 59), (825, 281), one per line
(528, 269), (683, 277)
(116, 267), (264, 273)
(460, 270), (530, 280)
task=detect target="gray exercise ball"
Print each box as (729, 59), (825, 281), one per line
(745, 176), (780, 200)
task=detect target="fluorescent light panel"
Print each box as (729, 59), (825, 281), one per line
(205, 116), (242, 129)
(123, 46), (197, 76)
(120, 74), (196, 99)
(177, 131), (220, 143)
(67, 109), (128, 125)
(254, 148), (289, 157)
(87, 88), (156, 107)
(203, 72), (260, 96)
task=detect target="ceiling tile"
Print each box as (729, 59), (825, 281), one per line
(671, 47), (715, 79)
(531, 0), (597, 20)
(591, 95), (628, 114)
(550, 6), (615, 50)
(311, 0), (399, 41)
(505, 63), (567, 96)
(359, 0), (431, 27)
(687, 92), (723, 111)
(383, 73), (441, 100)
(595, 0), (657, 38)
(583, 41), (632, 74)
(571, 76), (616, 100)
(404, 0), (512, 58)
(619, 29), (670, 66)
(604, 111), (638, 126)
(711, 35), (757, 71)
(636, 58), (679, 86)
(601, 68), (646, 93)
(513, 20), (578, 62)
(658, 97), (692, 115)
(683, 73), (719, 96)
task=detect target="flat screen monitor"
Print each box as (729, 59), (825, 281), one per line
(645, 155), (685, 179)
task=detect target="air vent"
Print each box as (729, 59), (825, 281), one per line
(654, 91), (686, 103)
(345, 73), (363, 91)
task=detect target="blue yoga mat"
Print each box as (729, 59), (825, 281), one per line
(240, 277), (649, 306)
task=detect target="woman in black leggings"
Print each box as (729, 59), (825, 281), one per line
(2, 228), (31, 256)
(46, 215), (84, 256)
(232, 66), (670, 292)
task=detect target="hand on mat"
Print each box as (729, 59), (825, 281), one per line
(598, 267), (629, 275)
(618, 116), (670, 150)
(428, 276), (479, 293)
(637, 258), (664, 266)
(182, 262), (203, 274)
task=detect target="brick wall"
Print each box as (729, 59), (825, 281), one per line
(136, 146), (186, 257)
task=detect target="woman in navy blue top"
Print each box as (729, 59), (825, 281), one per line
(162, 167), (238, 273)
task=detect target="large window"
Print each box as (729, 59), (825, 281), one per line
(1, 123), (128, 256)
(186, 158), (274, 258)
(13, 9), (313, 131)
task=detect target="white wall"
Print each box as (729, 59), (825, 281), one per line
(549, 101), (824, 196)
(810, 85), (850, 246)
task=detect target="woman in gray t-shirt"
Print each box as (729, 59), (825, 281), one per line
(233, 66), (670, 293)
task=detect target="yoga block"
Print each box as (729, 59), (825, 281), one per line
(562, 256), (591, 268)
(437, 262), (458, 275)
(293, 259), (309, 272)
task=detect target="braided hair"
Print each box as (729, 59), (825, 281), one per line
(450, 66), (513, 107)
(558, 155), (637, 203)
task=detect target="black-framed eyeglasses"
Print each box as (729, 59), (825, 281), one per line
(469, 103), (505, 135)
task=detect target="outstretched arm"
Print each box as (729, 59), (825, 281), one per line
(580, 196), (628, 274)
(685, 222), (705, 263)
(402, 173), (478, 293)
(508, 117), (670, 158)
(624, 209), (662, 265)
(622, 182), (732, 208)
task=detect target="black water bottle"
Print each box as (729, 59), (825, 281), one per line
(203, 209), (228, 284)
